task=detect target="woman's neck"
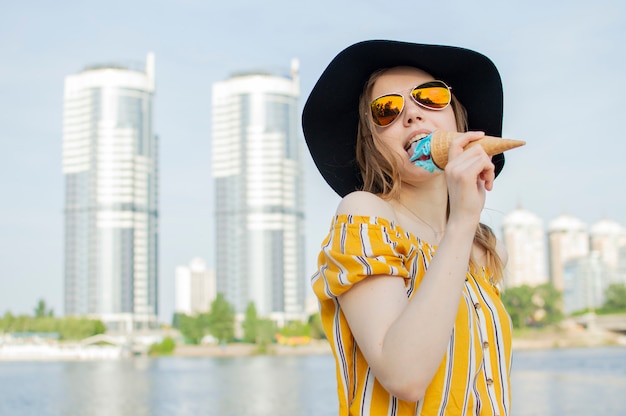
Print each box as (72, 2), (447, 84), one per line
(395, 182), (448, 229)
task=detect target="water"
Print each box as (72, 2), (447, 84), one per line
(0, 347), (625, 415)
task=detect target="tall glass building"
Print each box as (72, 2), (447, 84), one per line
(62, 53), (158, 331)
(212, 60), (305, 324)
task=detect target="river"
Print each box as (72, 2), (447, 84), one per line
(1, 346), (625, 415)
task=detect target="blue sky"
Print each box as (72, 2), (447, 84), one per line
(1, 0), (625, 323)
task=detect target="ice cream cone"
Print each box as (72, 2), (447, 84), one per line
(430, 130), (526, 169)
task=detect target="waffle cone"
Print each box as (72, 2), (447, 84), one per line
(430, 130), (526, 169)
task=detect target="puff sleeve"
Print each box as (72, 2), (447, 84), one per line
(312, 215), (415, 301)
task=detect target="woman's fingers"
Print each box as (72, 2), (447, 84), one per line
(445, 131), (496, 218)
(446, 131), (486, 160)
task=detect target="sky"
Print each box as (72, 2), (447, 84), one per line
(1, 0), (625, 323)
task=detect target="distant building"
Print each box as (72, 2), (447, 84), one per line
(175, 258), (216, 315)
(563, 252), (608, 314)
(590, 219), (626, 282)
(62, 54), (158, 331)
(211, 60), (306, 324)
(547, 214), (589, 291)
(501, 207), (548, 287)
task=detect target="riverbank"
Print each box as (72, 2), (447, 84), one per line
(173, 326), (626, 358)
(174, 339), (333, 358)
(512, 325), (626, 349)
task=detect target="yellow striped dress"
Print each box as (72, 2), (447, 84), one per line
(312, 215), (512, 416)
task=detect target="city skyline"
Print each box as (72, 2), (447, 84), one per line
(2, 1), (625, 323)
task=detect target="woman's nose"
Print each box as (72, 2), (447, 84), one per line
(403, 98), (425, 125)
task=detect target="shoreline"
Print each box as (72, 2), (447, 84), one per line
(2, 327), (624, 361)
(174, 327), (626, 358)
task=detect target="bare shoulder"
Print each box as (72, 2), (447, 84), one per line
(336, 191), (397, 220)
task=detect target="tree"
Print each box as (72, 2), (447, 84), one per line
(501, 285), (535, 328)
(207, 293), (235, 343)
(57, 317), (106, 340)
(256, 318), (277, 347)
(148, 337), (176, 356)
(280, 320), (310, 337)
(601, 283), (626, 313)
(532, 283), (563, 325)
(501, 283), (563, 328)
(34, 299), (53, 318)
(242, 302), (259, 343)
(308, 313), (326, 340)
(176, 313), (210, 344)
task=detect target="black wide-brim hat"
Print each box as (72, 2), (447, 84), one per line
(302, 40), (505, 197)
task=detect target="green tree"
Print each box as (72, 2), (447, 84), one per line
(242, 302), (259, 343)
(532, 283), (563, 325)
(256, 318), (277, 347)
(308, 313), (326, 340)
(57, 317), (106, 340)
(279, 320), (310, 337)
(208, 293), (235, 343)
(0, 311), (16, 331)
(148, 337), (176, 356)
(501, 283), (563, 328)
(601, 283), (626, 313)
(176, 313), (209, 344)
(34, 299), (54, 318)
(501, 285), (536, 328)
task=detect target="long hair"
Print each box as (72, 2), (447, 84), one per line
(355, 68), (504, 282)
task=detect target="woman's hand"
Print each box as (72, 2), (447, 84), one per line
(444, 131), (495, 225)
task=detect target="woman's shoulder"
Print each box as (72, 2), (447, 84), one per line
(336, 191), (397, 220)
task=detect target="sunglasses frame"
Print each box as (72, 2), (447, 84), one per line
(369, 80), (452, 127)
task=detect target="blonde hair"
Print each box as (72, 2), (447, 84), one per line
(355, 68), (503, 282)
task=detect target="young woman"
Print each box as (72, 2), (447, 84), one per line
(302, 40), (513, 415)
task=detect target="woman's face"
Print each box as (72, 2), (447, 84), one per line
(370, 66), (458, 178)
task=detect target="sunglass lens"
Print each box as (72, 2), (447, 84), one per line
(371, 94), (404, 126)
(412, 82), (451, 109)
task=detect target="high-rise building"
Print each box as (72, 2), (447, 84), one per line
(62, 53), (158, 331)
(175, 258), (216, 315)
(562, 252), (608, 314)
(211, 60), (305, 324)
(547, 214), (589, 291)
(501, 207), (548, 287)
(590, 219), (626, 273)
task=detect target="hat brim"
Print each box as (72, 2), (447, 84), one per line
(302, 40), (505, 197)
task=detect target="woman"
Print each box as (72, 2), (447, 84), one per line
(302, 40), (513, 415)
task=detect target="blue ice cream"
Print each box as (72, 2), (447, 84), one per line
(409, 133), (443, 173)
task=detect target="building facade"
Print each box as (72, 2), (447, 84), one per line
(562, 253), (609, 314)
(590, 219), (626, 279)
(63, 54), (158, 331)
(175, 258), (216, 315)
(547, 214), (589, 291)
(211, 60), (305, 324)
(501, 207), (548, 287)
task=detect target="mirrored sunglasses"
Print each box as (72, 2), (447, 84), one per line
(370, 80), (452, 127)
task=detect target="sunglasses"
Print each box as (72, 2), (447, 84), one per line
(369, 80), (452, 127)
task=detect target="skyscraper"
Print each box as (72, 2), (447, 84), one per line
(590, 219), (626, 273)
(175, 257), (216, 315)
(547, 214), (589, 291)
(211, 60), (305, 324)
(63, 53), (158, 331)
(562, 253), (608, 314)
(501, 207), (548, 287)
